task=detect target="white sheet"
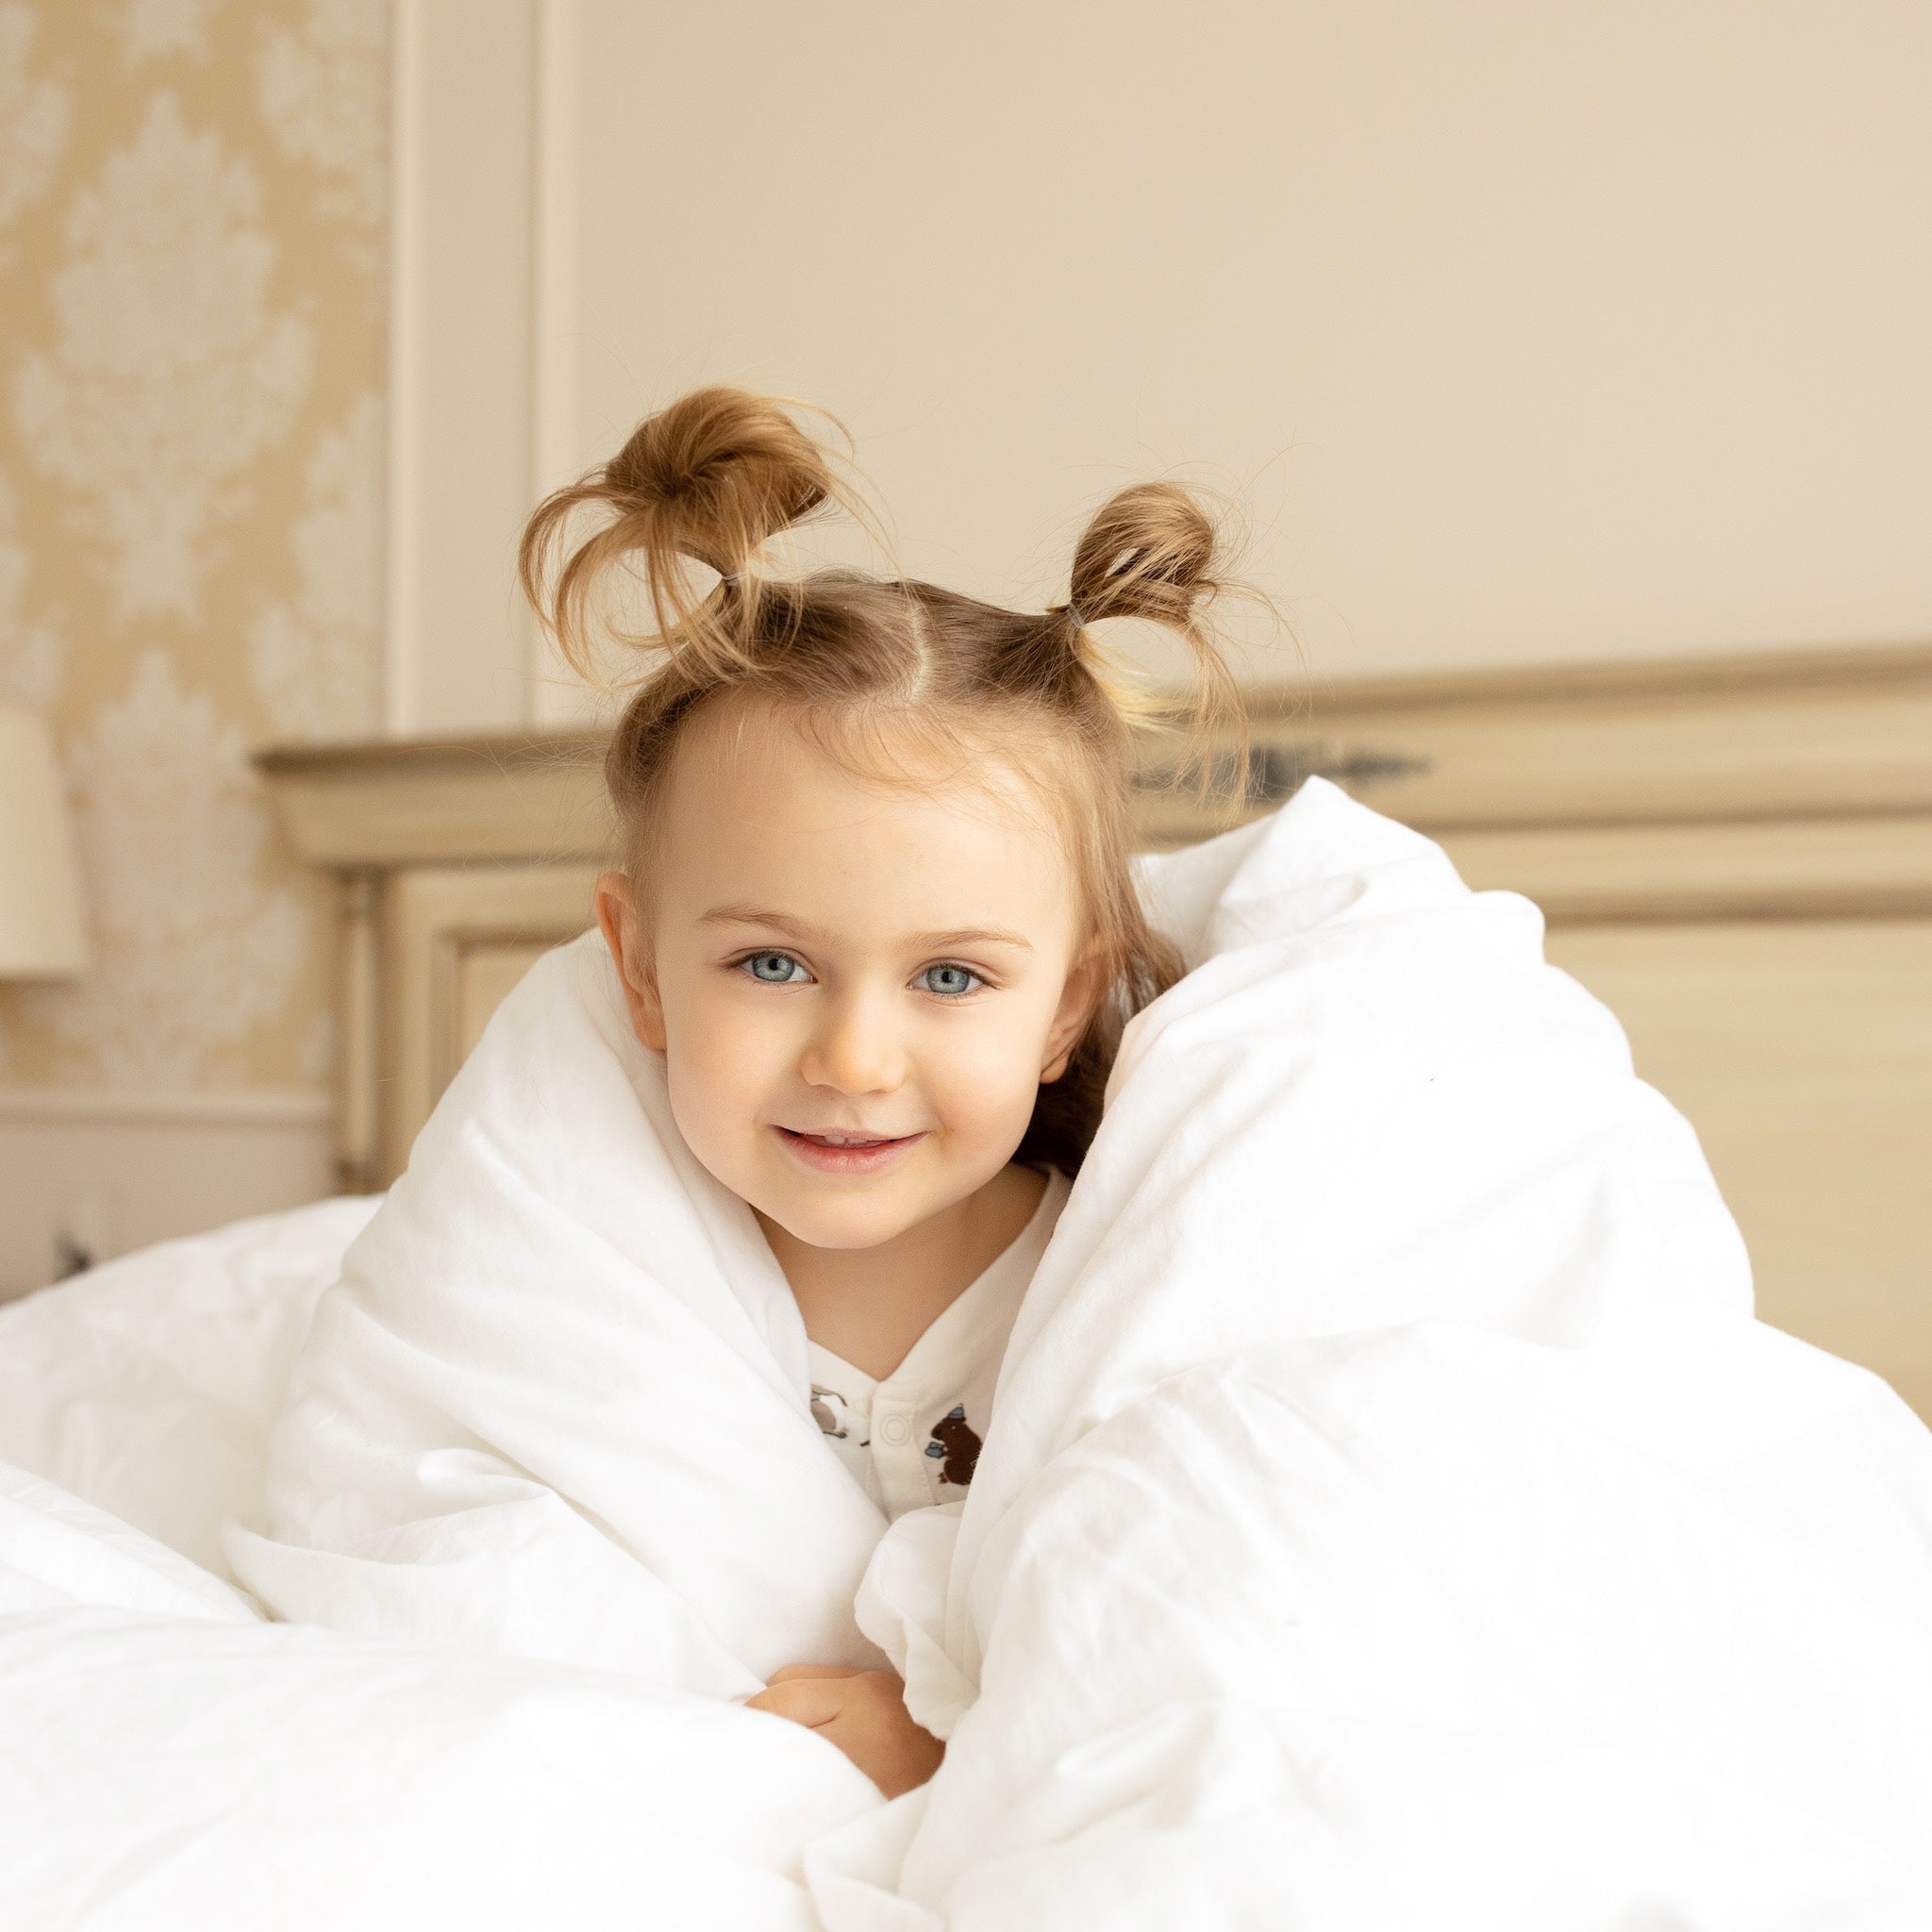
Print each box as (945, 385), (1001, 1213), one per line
(4, 778), (1930, 1930)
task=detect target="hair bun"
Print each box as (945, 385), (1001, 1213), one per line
(604, 387), (834, 577)
(1062, 477), (1249, 789)
(1067, 481), (1219, 631)
(521, 386), (855, 679)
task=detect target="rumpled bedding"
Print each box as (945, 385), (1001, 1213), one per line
(3, 777), (1930, 1930)
(225, 919), (891, 1696)
(0, 1195), (380, 1583)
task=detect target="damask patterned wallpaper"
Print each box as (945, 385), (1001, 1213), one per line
(0, 0), (385, 1092)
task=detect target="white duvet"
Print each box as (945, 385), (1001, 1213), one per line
(3, 778), (1929, 1930)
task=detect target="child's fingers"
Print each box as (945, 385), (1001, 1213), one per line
(746, 1677), (847, 1727)
(766, 1663), (867, 1685)
(816, 1701), (947, 1800)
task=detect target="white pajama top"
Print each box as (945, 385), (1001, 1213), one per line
(807, 1167), (1072, 1522)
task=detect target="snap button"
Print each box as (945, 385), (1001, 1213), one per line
(879, 1414), (912, 1447)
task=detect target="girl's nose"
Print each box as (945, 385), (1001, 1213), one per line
(800, 990), (905, 1096)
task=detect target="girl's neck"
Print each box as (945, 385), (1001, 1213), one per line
(758, 1162), (1048, 1382)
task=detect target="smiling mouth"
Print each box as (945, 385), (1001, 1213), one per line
(774, 1125), (925, 1172)
(781, 1128), (912, 1148)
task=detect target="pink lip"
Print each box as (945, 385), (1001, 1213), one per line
(774, 1126), (925, 1175)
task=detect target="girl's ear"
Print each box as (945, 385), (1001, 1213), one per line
(1039, 947), (1108, 1085)
(594, 871), (667, 1053)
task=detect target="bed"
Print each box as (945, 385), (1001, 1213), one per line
(6, 756), (1931, 1928)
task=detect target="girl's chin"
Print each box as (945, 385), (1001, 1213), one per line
(753, 1169), (939, 1252)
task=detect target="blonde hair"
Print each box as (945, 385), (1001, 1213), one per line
(519, 386), (1251, 1176)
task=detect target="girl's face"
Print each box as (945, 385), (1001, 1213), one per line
(596, 702), (1103, 1252)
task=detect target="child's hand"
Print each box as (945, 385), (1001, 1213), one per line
(746, 1663), (944, 1797)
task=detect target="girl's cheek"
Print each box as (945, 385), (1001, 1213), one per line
(689, 989), (793, 1109)
(660, 976), (750, 1118)
(932, 1010), (1044, 1136)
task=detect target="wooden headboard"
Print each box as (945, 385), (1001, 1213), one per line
(259, 642), (1932, 1422)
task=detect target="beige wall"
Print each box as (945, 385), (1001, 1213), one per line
(397, 2), (1932, 719)
(0, 1), (386, 1288)
(556, 0), (1930, 691)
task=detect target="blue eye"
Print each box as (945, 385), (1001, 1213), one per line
(919, 963), (982, 998)
(741, 951), (808, 985)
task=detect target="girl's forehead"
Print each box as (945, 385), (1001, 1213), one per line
(654, 701), (1081, 931)
(672, 698), (1047, 837)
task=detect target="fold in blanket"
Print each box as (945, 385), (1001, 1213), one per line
(0, 1474), (877, 1930)
(228, 927), (891, 1696)
(812, 780), (1932, 1927)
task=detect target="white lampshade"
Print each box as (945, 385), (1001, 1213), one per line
(0, 707), (89, 978)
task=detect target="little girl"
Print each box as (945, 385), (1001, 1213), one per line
(517, 388), (1245, 1794)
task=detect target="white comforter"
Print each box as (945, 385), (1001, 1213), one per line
(3, 779), (1929, 1930)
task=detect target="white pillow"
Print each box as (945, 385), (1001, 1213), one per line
(0, 1195), (379, 1582)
